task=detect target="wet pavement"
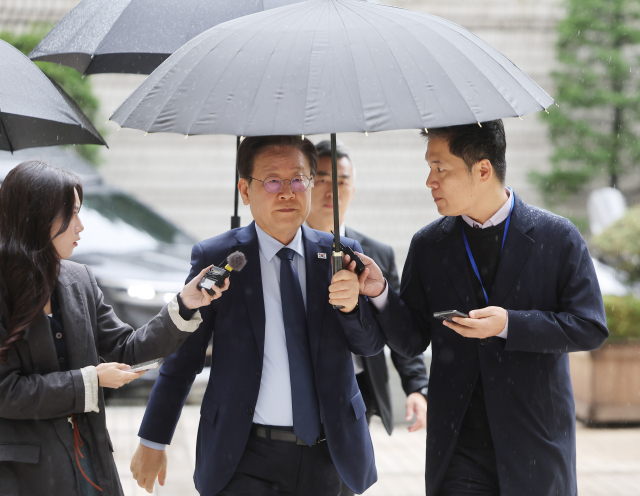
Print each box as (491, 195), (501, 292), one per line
(106, 406), (640, 495)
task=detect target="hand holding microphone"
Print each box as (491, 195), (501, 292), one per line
(180, 251), (247, 309)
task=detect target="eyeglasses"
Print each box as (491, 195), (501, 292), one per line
(249, 175), (314, 194)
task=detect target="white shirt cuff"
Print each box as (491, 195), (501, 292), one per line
(496, 312), (508, 339)
(140, 438), (167, 450)
(168, 295), (203, 333)
(80, 366), (100, 413)
(369, 280), (389, 312)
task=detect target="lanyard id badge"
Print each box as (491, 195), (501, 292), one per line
(461, 189), (515, 306)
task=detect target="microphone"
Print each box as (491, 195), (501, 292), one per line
(197, 251), (247, 295)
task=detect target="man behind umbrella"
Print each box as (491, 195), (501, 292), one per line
(358, 120), (608, 496)
(306, 140), (429, 496)
(130, 136), (384, 495)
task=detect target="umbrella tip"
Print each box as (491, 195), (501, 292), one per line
(302, 135), (304, 140)
(424, 128), (428, 134)
(365, 131), (368, 137)
(477, 122), (482, 128)
(117, 127), (121, 131)
(555, 102), (560, 107)
(518, 116), (523, 121)
(545, 109), (550, 114)
(144, 132), (148, 136)
(185, 134), (189, 139)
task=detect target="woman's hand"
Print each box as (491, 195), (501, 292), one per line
(96, 362), (145, 389)
(179, 265), (230, 310)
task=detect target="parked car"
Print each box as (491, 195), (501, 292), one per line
(0, 147), (197, 401)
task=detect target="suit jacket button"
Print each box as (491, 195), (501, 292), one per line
(247, 407), (254, 415)
(480, 338), (488, 346)
(58, 357), (65, 363)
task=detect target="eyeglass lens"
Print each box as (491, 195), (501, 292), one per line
(263, 176), (309, 193)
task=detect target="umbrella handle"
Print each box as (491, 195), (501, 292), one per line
(332, 250), (344, 310)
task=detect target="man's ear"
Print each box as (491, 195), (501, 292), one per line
(477, 159), (494, 183)
(238, 178), (250, 205)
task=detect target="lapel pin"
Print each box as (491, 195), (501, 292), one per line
(318, 253), (327, 259)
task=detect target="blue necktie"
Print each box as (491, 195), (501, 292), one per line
(276, 248), (321, 446)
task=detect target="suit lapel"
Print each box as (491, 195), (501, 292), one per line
(57, 264), (94, 369)
(302, 226), (332, 362)
(234, 223), (267, 360)
(489, 196), (535, 307)
(436, 217), (478, 314)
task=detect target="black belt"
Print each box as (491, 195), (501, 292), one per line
(250, 424), (326, 446)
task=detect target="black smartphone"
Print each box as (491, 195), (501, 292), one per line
(129, 358), (164, 372)
(433, 310), (469, 322)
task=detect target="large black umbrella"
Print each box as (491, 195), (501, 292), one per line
(111, 0), (554, 278)
(30, 0), (376, 227)
(29, 0), (376, 76)
(0, 40), (106, 152)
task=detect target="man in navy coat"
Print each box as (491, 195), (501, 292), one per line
(130, 136), (385, 495)
(358, 121), (608, 496)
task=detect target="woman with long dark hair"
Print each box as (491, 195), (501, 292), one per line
(0, 161), (227, 496)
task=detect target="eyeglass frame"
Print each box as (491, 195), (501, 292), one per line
(248, 174), (315, 194)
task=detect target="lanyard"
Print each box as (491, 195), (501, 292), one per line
(461, 189), (514, 306)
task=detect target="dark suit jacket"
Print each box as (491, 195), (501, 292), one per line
(373, 195), (608, 496)
(139, 223), (386, 495)
(344, 226), (429, 435)
(0, 261), (192, 496)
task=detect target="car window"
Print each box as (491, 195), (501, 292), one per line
(74, 191), (194, 255)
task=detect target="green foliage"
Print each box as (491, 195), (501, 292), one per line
(602, 295), (640, 341)
(593, 204), (640, 281)
(0, 25), (103, 164)
(533, 0), (640, 205)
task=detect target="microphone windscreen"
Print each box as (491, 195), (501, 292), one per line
(227, 251), (247, 271)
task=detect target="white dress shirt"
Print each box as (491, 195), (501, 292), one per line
(252, 223), (307, 426)
(371, 189), (511, 339)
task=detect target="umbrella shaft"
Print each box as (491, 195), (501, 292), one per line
(231, 136), (241, 229)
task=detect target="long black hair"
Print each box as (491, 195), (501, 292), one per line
(0, 161), (83, 363)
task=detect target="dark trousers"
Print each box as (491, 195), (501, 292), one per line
(216, 427), (341, 496)
(437, 444), (500, 496)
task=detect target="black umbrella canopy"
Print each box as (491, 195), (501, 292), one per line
(30, 0), (377, 76)
(110, 0), (554, 136)
(110, 0), (553, 277)
(0, 40), (106, 152)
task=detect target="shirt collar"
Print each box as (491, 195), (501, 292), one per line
(462, 188), (512, 229)
(255, 223), (305, 262)
(303, 221), (346, 236)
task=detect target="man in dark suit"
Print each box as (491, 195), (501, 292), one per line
(358, 121), (609, 496)
(130, 136), (386, 496)
(308, 140), (429, 496)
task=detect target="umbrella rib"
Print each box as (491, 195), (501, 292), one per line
(324, 1), (367, 131)
(186, 4), (312, 135)
(401, 10), (538, 116)
(92, 0), (136, 56)
(342, 2), (525, 124)
(339, 1), (467, 128)
(0, 114), (14, 153)
(435, 18), (549, 112)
